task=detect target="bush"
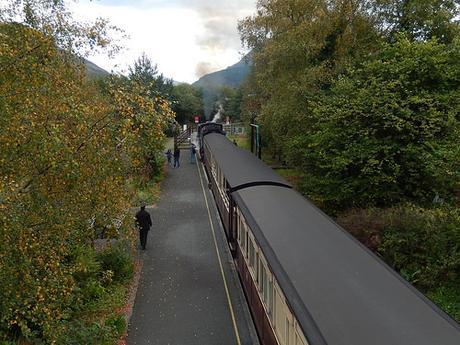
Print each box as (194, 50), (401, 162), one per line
(339, 204), (460, 321)
(297, 37), (460, 210)
(97, 246), (134, 284)
(337, 208), (388, 251)
(339, 205), (460, 290)
(378, 205), (460, 290)
(57, 315), (125, 345)
(426, 282), (460, 322)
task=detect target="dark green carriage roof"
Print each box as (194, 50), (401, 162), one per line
(203, 133), (291, 191)
(232, 185), (460, 345)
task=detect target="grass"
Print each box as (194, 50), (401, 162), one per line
(273, 168), (302, 190)
(427, 282), (460, 322)
(128, 176), (161, 207)
(227, 134), (250, 151)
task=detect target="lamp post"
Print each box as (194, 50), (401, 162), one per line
(247, 94), (261, 159)
(250, 123), (261, 159)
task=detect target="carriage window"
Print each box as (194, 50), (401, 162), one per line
(257, 258), (263, 291)
(255, 253), (259, 284)
(263, 268), (269, 304)
(237, 215), (242, 244)
(260, 266), (266, 300)
(245, 230), (249, 258)
(268, 278), (274, 316)
(241, 225), (246, 254)
(249, 241), (255, 268)
(286, 318), (291, 345)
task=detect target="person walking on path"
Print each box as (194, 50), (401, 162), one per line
(174, 147), (181, 168)
(135, 203), (152, 250)
(190, 144), (196, 164)
(165, 149), (173, 166)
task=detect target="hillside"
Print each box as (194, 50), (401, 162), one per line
(81, 58), (109, 78)
(193, 53), (252, 118)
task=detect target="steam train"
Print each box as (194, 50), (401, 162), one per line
(197, 122), (460, 345)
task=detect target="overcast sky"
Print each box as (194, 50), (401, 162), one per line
(69, 0), (256, 83)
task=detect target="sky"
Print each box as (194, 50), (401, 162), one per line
(69, 0), (256, 83)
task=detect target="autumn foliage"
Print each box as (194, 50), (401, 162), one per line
(0, 23), (173, 343)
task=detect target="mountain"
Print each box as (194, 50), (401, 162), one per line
(193, 53), (252, 118)
(193, 54), (252, 89)
(81, 58), (109, 78)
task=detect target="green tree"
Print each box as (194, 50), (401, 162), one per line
(128, 53), (174, 100)
(0, 24), (128, 342)
(372, 0), (460, 43)
(171, 83), (204, 124)
(215, 86), (243, 121)
(239, 0), (380, 159)
(293, 37), (460, 209)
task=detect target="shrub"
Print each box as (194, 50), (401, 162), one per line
(339, 204), (460, 321)
(337, 208), (388, 251)
(97, 246), (134, 284)
(57, 315), (125, 345)
(426, 282), (460, 322)
(297, 37), (460, 210)
(378, 205), (460, 290)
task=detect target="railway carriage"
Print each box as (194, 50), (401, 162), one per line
(199, 130), (460, 345)
(232, 185), (460, 345)
(197, 122), (225, 159)
(201, 133), (290, 247)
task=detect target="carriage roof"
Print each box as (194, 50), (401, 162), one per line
(203, 133), (291, 192)
(232, 185), (460, 345)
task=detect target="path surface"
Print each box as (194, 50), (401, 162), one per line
(127, 144), (258, 345)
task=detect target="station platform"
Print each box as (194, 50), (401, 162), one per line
(127, 146), (258, 345)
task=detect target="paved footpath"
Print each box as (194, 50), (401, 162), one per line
(127, 146), (258, 345)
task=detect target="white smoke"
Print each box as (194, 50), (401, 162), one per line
(212, 104), (224, 123)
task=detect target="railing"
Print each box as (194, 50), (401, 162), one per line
(222, 122), (245, 135)
(174, 127), (192, 150)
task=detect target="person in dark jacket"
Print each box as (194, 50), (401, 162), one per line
(190, 144), (196, 164)
(135, 203), (152, 250)
(173, 147), (181, 168)
(165, 149), (172, 166)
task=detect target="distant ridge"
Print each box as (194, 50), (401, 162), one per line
(81, 58), (109, 78)
(193, 54), (251, 89)
(193, 53), (252, 118)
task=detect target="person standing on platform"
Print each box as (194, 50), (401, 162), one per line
(190, 144), (196, 164)
(135, 202), (152, 250)
(174, 147), (181, 168)
(165, 149), (172, 166)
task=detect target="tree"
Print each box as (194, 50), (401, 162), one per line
(372, 0), (460, 43)
(0, 2), (174, 342)
(129, 53), (174, 100)
(292, 37), (460, 209)
(0, 0), (122, 56)
(171, 83), (204, 124)
(239, 0), (460, 209)
(105, 73), (175, 178)
(0, 24), (127, 341)
(215, 86), (243, 122)
(238, 0), (380, 158)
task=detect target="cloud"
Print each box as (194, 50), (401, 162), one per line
(68, 0), (256, 83)
(187, 1), (255, 78)
(189, 1), (255, 52)
(195, 61), (220, 78)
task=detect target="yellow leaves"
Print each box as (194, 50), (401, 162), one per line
(0, 24), (174, 344)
